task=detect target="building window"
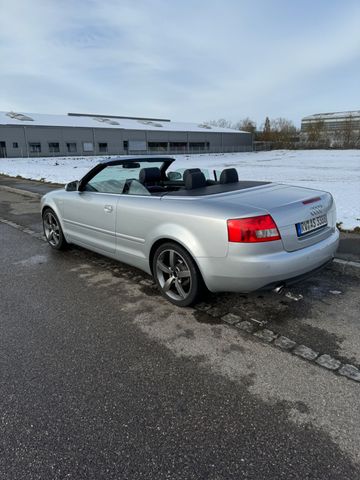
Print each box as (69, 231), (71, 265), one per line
(83, 142), (94, 152)
(29, 142), (41, 153)
(148, 142), (167, 152)
(170, 142), (187, 152)
(123, 140), (128, 151)
(13, 142), (19, 148)
(189, 142), (209, 152)
(66, 142), (77, 153)
(48, 142), (60, 153)
(98, 142), (108, 153)
(128, 140), (147, 152)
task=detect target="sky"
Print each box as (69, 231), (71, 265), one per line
(1, 0), (360, 128)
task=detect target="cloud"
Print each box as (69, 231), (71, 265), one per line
(1, 0), (360, 125)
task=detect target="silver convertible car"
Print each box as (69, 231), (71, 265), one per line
(41, 156), (339, 306)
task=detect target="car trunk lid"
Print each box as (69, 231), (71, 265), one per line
(212, 184), (335, 252)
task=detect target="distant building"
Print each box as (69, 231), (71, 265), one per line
(0, 111), (253, 158)
(301, 110), (360, 146)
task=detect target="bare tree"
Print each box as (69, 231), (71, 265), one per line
(257, 117), (298, 147)
(261, 116), (272, 142)
(340, 114), (356, 148)
(306, 119), (325, 144)
(234, 117), (257, 134)
(207, 118), (233, 128)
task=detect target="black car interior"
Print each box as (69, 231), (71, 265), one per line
(82, 163), (269, 196)
(219, 168), (239, 184)
(137, 166), (242, 195)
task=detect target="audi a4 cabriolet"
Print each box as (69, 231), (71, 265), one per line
(41, 156), (339, 306)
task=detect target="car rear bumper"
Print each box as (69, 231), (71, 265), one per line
(197, 228), (339, 293)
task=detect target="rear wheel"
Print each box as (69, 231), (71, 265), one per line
(153, 242), (203, 307)
(42, 208), (67, 250)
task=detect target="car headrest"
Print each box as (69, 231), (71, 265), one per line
(219, 168), (239, 184)
(139, 167), (161, 184)
(183, 168), (201, 182)
(185, 171), (206, 190)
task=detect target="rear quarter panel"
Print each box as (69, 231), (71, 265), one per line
(115, 195), (266, 271)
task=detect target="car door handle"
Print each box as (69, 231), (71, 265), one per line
(104, 205), (113, 213)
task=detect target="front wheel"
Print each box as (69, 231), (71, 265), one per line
(42, 208), (68, 250)
(153, 242), (203, 307)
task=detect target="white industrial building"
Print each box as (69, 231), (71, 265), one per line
(301, 110), (360, 146)
(0, 111), (253, 158)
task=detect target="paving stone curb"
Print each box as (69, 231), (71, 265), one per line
(220, 312), (359, 384)
(0, 185), (42, 199)
(274, 336), (297, 350)
(253, 328), (278, 343)
(332, 258), (360, 278)
(1, 215), (359, 385)
(338, 364), (360, 382)
(0, 216), (45, 241)
(316, 354), (341, 371)
(222, 313), (241, 325)
(294, 345), (319, 361)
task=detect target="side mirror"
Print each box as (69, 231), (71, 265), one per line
(65, 180), (79, 192)
(168, 171), (182, 181)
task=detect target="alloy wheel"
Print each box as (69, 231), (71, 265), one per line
(155, 249), (192, 301)
(43, 211), (61, 247)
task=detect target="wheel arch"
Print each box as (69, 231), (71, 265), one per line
(149, 237), (204, 280)
(41, 203), (68, 241)
(41, 204), (52, 217)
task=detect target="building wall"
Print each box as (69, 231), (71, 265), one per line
(301, 112), (360, 146)
(0, 125), (253, 158)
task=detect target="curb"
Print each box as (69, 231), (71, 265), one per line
(0, 185), (42, 199)
(332, 258), (360, 277)
(218, 313), (360, 384)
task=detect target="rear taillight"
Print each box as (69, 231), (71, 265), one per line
(227, 214), (281, 243)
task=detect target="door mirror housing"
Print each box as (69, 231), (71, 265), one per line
(168, 171), (182, 181)
(65, 180), (79, 192)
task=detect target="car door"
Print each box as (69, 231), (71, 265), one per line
(115, 187), (162, 271)
(62, 166), (126, 254)
(62, 191), (117, 253)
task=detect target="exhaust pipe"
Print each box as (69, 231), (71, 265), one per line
(273, 284), (285, 294)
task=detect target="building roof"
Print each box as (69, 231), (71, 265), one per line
(0, 110), (247, 134)
(302, 110), (360, 121)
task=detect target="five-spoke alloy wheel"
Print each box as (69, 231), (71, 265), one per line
(42, 208), (67, 250)
(153, 242), (202, 306)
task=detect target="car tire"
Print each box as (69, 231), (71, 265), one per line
(42, 208), (68, 250)
(153, 242), (203, 307)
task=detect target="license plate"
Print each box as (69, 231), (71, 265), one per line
(296, 214), (327, 236)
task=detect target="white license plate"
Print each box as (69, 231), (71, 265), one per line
(296, 214), (327, 236)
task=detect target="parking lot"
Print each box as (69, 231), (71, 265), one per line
(1, 186), (360, 479)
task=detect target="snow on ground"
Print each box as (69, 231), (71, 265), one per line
(0, 150), (359, 230)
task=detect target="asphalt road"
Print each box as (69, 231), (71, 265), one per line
(1, 190), (360, 479)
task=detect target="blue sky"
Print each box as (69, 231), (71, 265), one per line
(1, 0), (360, 127)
